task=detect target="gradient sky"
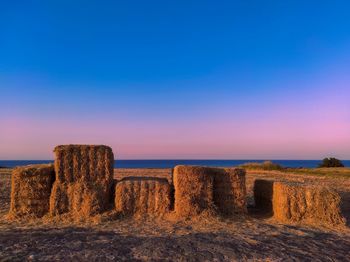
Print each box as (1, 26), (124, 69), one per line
(1, 1), (350, 160)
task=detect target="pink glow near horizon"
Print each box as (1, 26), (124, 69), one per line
(1, 98), (349, 159)
(1, 64), (349, 160)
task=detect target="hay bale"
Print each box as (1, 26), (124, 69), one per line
(9, 164), (55, 218)
(49, 183), (69, 215)
(273, 182), (346, 226)
(173, 166), (248, 217)
(115, 177), (171, 217)
(53, 144), (114, 184)
(218, 168), (247, 215)
(50, 182), (109, 217)
(253, 179), (274, 212)
(213, 168), (247, 215)
(49, 145), (114, 217)
(173, 165), (215, 217)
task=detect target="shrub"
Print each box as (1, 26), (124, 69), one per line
(240, 161), (284, 171)
(318, 158), (344, 168)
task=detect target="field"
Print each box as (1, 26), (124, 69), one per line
(1, 167), (350, 261)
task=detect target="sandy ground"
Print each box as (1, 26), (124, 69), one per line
(0, 168), (350, 261)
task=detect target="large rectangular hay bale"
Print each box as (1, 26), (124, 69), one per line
(9, 164), (55, 218)
(173, 165), (215, 217)
(272, 182), (346, 226)
(253, 179), (274, 212)
(115, 177), (171, 217)
(50, 182), (109, 217)
(53, 145), (114, 184)
(213, 168), (247, 215)
(50, 145), (114, 217)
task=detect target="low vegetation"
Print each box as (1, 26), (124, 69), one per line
(240, 161), (350, 178)
(283, 167), (350, 178)
(239, 161), (284, 171)
(318, 157), (344, 168)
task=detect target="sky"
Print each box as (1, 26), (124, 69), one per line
(0, 1), (350, 160)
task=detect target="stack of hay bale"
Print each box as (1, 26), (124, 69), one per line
(9, 146), (345, 227)
(8, 145), (114, 220)
(173, 165), (247, 218)
(9, 164), (55, 218)
(253, 179), (346, 226)
(50, 145), (114, 218)
(114, 165), (247, 218)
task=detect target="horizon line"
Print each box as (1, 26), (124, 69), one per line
(1, 158), (349, 161)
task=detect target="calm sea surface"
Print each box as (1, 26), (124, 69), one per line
(1, 160), (350, 168)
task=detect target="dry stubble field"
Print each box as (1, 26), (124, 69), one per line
(0, 167), (350, 261)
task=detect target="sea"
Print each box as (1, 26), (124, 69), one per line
(1, 160), (350, 168)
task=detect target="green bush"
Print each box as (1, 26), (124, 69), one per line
(318, 157), (344, 168)
(240, 161), (284, 171)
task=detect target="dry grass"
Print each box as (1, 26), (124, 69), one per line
(8, 164), (55, 219)
(50, 145), (114, 219)
(240, 161), (350, 179)
(115, 177), (171, 218)
(243, 163), (350, 178)
(273, 181), (346, 226)
(283, 167), (350, 178)
(114, 168), (173, 183)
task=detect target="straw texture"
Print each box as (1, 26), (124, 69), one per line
(49, 145), (114, 218)
(115, 177), (171, 218)
(173, 166), (215, 217)
(9, 164), (55, 218)
(213, 168), (247, 215)
(273, 182), (346, 226)
(173, 165), (248, 218)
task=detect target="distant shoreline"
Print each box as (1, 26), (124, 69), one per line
(1, 159), (350, 168)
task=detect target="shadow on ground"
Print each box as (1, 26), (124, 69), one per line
(340, 191), (350, 227)
(0, 224), (349, 261)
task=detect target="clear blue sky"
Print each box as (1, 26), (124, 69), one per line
(1, 1), (349, 159)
